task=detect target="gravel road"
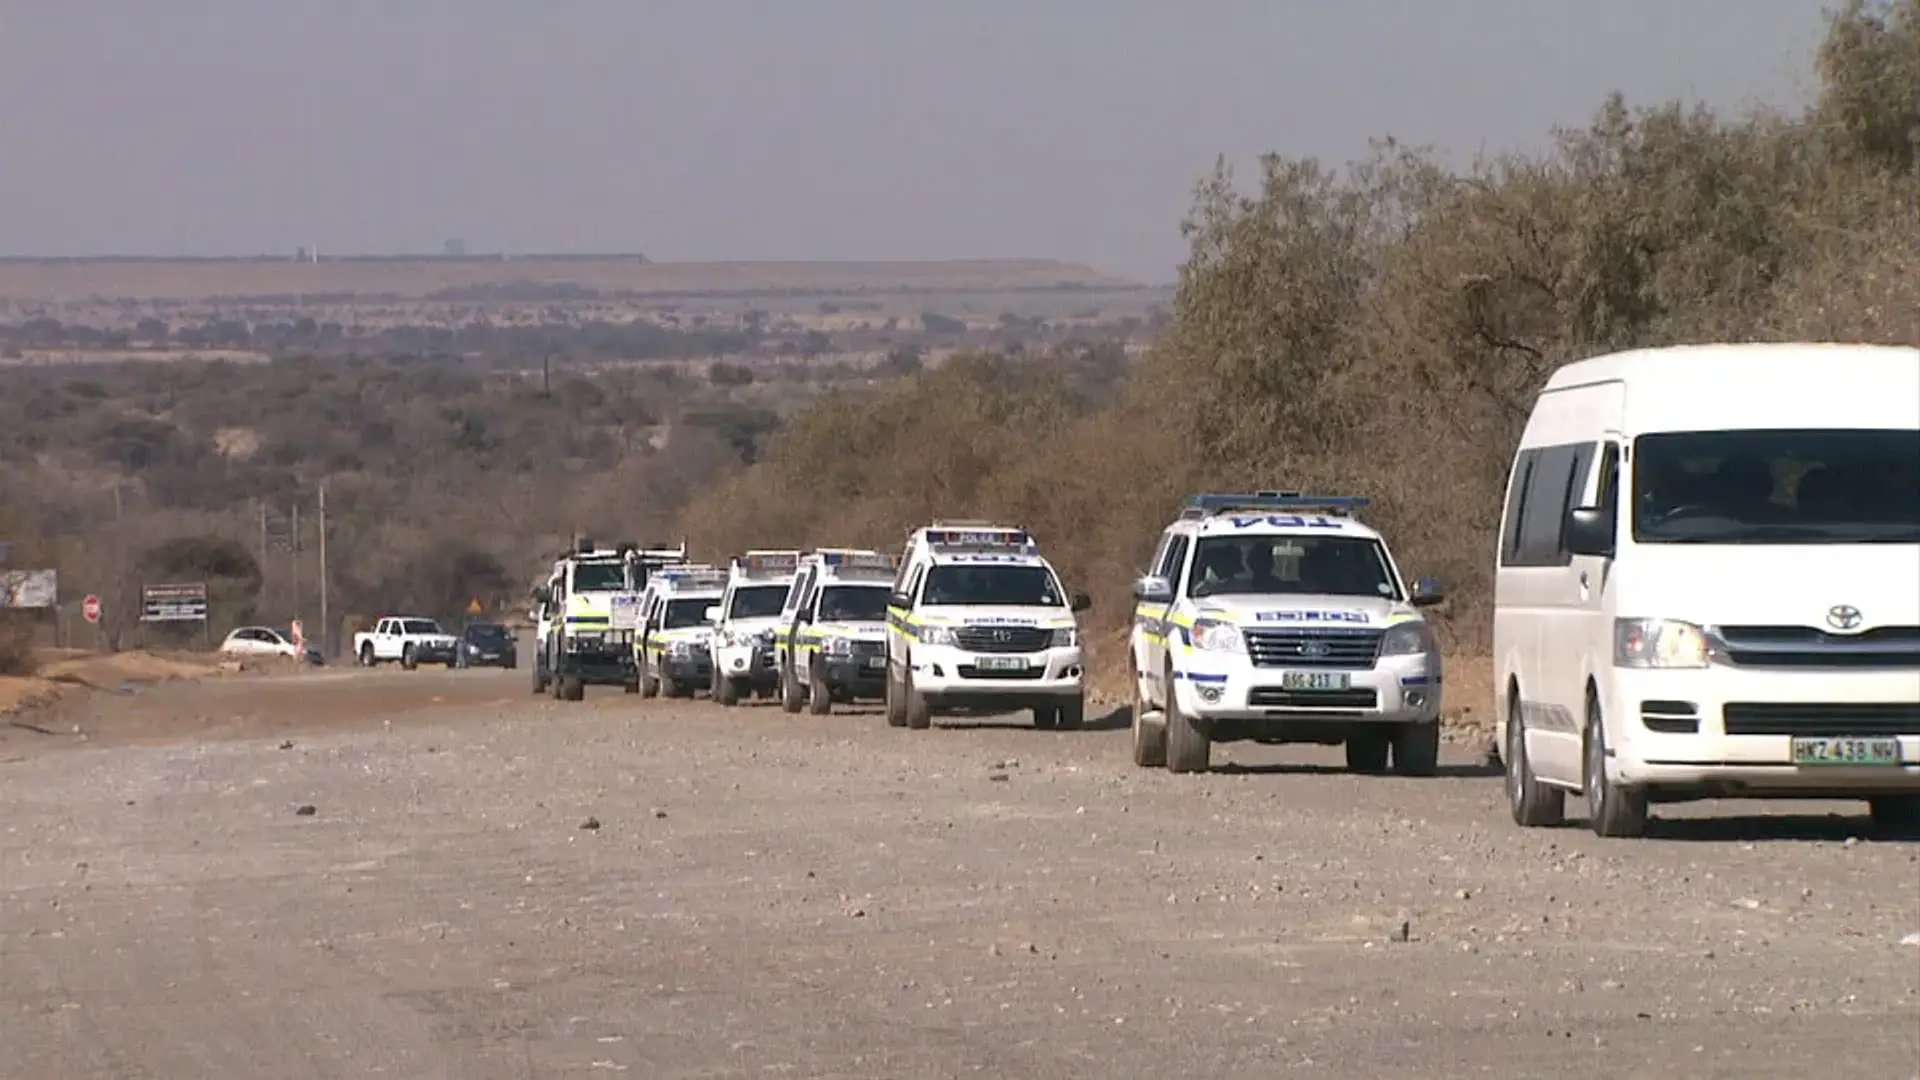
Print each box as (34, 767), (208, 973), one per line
(3, 664), (1917, 1079)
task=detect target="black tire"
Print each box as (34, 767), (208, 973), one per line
(807, 661), (832, 716)
(1031, 705), (1059, 730)
(1391, 721), (1441, 777)
(623, 676), (640, 694)
(1164, 662), (1210, 773)
(531, 659), (548, 696)
(562, 675), (585, 702)
(779, 656), (804, 713)
(660, 674), (681, 698)
(716, 671), (740, 707)
(884, 661), (908, 728)
(1345, 729), (1391, 774)
(1506, 690), (1565, 827)
(903, 667), (931, 730)
(1868, 795), (1920, 831)
(1129, 666), (1166, 768)
(401, 645), (418, 671)
(641, 658), (659, 699)
(359, 643), (376, 668)
(1056, 694), (1085, 731)
(446, 657), (459, 670)
(1585, 691), (1649, 838)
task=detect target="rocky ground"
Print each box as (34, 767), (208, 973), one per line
(2, 659), (1916, 1079)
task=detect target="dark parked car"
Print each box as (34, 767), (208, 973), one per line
(456, 621), (519, 669)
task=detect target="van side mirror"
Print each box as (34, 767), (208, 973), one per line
(1564, 506), (1616, 558)
(888, 591), (912, 610)
(1070, 591), (1093, 613)
(1131, 575), (1172, 604)
(1409, 576), (1445, 607)
(531, 585), (551, 605)
(704, 605), (722, 623)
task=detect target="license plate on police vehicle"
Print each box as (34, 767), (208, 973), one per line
(1281, 671), (1349, 691)
(973, 655), (1027, 672)
(1790, 737), (1901, 766)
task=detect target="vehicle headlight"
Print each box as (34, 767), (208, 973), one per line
(920, 626), (958, 647)
(1189, 618), (1243, 653)
(1379, 620), (1437, 657)
(669, 640), (695, 657)
(824, 636), (853, 655)
(1614, 618), (1709, 669)
(1049, 627), (1078, 648)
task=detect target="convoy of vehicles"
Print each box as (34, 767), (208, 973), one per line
(1494, 343), (1920, 837)
(1128, 492), (1447, 776)
(775, 548), (898, 715)
(309, 340), (1919, 839)
(710, 550), (803, 706)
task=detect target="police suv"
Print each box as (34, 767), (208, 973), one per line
(884, 521), (1091, 731)
(1128, 493), (1447, 775)
(711, 550), (803, 706)
(775, 548), (898, 715)
(636, 564), (726, 699)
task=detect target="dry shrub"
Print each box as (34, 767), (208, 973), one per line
(677, 3), (1920, 658)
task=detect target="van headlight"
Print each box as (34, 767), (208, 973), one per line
(1050, 627), (1078, 648)
(1190, 618), (1243, 653)
(824, 636), (853, 655)
(919, 626), (958, 646)
(1614, 618), (1709, 669)
(1380, 620), (1437, 657)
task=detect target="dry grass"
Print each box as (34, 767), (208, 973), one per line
(0, 257), (1135, 304)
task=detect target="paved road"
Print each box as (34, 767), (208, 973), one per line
(3, 665), (1916, 1079)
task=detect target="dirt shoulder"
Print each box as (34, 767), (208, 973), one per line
(1, 669), (1914, 1078)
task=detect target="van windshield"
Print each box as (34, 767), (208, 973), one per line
(572, 562), (627, 591)
(1632, 428), (1920, 544)
(726, 584), (789, 620)
(817, 585), (890, 622)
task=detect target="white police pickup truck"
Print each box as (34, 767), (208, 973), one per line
(1128, 493), (1447, 775)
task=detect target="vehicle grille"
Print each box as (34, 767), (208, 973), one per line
(1247, 687), (1378, 709)
(1243, 629), (1383, 670)
(955, 626), (1053, 653)
(957, 664), (1039, 680)
(1722, 702), (1920, 737)
(1714, 625), (1920, 669)
(845, 639), (886, 658)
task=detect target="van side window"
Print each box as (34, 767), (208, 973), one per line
(1595, 441), (1621, 512)
(1499, 451), (1538, 566)
(1507, 442), (1591, 567)
(904, 565), (926, 607)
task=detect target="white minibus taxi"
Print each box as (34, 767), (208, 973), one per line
(1494, 343), (1920, 837)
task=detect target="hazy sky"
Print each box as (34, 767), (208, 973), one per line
(2, 1), (1829, 282)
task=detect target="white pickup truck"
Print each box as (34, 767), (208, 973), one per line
(354, 615), (460, 670)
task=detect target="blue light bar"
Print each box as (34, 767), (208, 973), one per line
(820, 549), (897, 570)
(1183, 492), (1370, 518)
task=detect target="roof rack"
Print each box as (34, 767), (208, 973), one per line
(818, 548), (898, 572)
(736, 549), (802, 576)
(1180, 491), (1370, 520)
(657, 566), (727, 588)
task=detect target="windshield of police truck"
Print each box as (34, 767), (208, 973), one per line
(400, 618), (446, 636)
(726, 584), (788, 619)
(817, 585), (890, 621)
(571, 561), (627, 591)
(922, 564), (1064, 606)
(1187, 536), (1397, 599)
(1633, 428), (1920, 543)
(662, 598), (711, 630)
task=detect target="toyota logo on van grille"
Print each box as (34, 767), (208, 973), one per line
(1299, 640), (1331, 658)
(992, 628), (1012, 643)
(1826, 605), (1863, 631)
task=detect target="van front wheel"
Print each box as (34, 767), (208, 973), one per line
(1584, 693), (1649, 838)
(1506, 693), (1565, 828)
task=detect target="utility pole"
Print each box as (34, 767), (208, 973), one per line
(111, 483), (124, 651)
(290, 502), (301, 624)
(258, 501), (268, 587)
(317, 483), (329, 659)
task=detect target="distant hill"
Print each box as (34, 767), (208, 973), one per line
(0, 256), (1141, 303)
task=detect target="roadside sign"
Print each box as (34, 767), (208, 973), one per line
(1, 569), (57, 608)
(466, 596), (483, 615)
(82, 594), (101, 623)
(141, 582), (209, 622)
